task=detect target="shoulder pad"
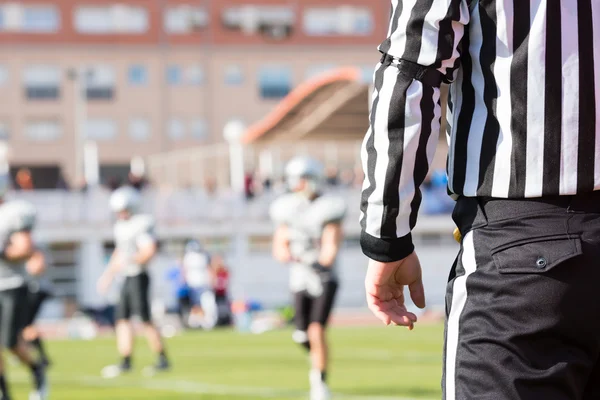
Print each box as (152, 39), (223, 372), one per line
(314, 195), (347, 225)
(134, 214), (155, 233)
(270, 193), (301, 225)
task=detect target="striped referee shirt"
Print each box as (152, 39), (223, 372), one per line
(360, 0), (600, 262)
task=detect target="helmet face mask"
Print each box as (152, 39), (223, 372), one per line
(285, 157), (324, 196)
(109, 186), (141, 218)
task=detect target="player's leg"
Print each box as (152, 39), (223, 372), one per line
(292, 291), (312, 354)
(23, 290), (51, 367)
(134, 272), (169, 371)
(307, 281), (338, 400)
(4, 287), (47, 400)
(102, 279), (133, 378)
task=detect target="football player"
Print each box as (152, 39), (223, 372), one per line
(270, 156), (346, 400)
(182, 240), (216, 329)
(97, 186), (169, 378)
(23, 249), (53, 368)
(0, 171), (47, 400)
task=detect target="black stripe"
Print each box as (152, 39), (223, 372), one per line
(577, 0), (596, 192)
(542, 0), (562, 196)
(409, 84), (436, 229)
(436, 0), (462, 70)
(450, 31), (473, 194)
(477, 1), (500, 195)
(402, 0), (435, 60)
(508, 0), (530, 197)
(379, 1), (404, 54)
(380, 73), (414, 238)
(360, 62), (388, 232)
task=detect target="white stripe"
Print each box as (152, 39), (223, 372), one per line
(560, 3), (580, 194)
(490, 0), (514, 198)
(360, 63), (383, 224)
(445, 231), (477, 400)
(388, 0), (418, 57)
(364, 65), (396, 238)
(427, 87), (443, 168)
(386, 0), (400, 40)
(592, 3), (600, 189)
(524, 0), (547, 197)
(397, 80), (424, 236)
(463, 6), (487, 196)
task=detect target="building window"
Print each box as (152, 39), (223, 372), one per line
(303, 6), (374, 36)
(224, 65), (244, 86)
(0, 4), (60, 33)
(26, 120), (62, 141)
(85, 118), (117, 141)
(165, 5), (208, 33)
(166, 65), (182, 85)
(128, 65), (148, 86)
(0, 66), (8, 86)
(85, 66), (115, 100)
(258, 66), (292, 99)
(129, 118), (150, 141)
(168, 119), (185, 141)
(22, 5), (60, 32)
(23, 65), (61, 100)
(305, 64), (337, 80)
(75, 5), (148, 34)
(222, 5), (294, 39)
(0, 121), (9, 140)
(186, 65), (204, 86)
(190, 119), (208, 140)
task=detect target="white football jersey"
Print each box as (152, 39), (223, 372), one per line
(270, 192), (346, 295)
(114, 214), (156, 277)
(183, 251), (211, 288)
(0, 200), (36, 290)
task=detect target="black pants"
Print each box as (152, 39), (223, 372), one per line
(294, 281), (338, 331)
(25, 289), (51, 327)
(115, 272), (151, 323)
(445, 192), (600, 400)
(0, 286), (28, 349)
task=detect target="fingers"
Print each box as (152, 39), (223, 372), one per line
(367, 294), (418, 328)
(409, 277), (426, 309)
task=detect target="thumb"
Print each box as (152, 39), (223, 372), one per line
(409, 277), (426, 309)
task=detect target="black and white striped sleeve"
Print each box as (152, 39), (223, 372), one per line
(360, 0), (470, 263)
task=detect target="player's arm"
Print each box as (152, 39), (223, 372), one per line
(134, 234), (157, 265)
(361, 0), (470, 263)
(4, 231), (35, 261)
(26, 249), (46, 276)
(272, 225), (292, 263)
(97, 249), (122, 294)
(318, 223), (343, 268)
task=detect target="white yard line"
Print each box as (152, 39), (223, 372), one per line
(12, 373), (437, 400)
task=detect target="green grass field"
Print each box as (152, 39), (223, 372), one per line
(9, 323), (444, 400)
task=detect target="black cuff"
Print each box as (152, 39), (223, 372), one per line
(360, 231), (415, 263)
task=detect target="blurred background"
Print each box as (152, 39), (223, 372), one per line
(0, 1), (455, 397)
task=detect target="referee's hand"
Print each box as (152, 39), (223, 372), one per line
(365, 253), (426, 330)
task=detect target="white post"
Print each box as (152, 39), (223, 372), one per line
(259, 149), (274, 179)
(83, 141), (99, 186)
(73, 67), (87, 185)
(223, 120), (246, 194)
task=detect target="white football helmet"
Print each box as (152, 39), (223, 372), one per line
(285, 156), (324, 194)
(109, 186), (141, 214)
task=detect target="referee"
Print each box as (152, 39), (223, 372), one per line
(361, 1), (600, 399)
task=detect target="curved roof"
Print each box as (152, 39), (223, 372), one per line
(242, 67), (369, 144)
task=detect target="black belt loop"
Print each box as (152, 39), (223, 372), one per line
(380, 53), (446, 88)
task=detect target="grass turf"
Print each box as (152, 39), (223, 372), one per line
(9, 323), (444, 399)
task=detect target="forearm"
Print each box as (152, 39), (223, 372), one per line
(318, 243), (340, 268)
